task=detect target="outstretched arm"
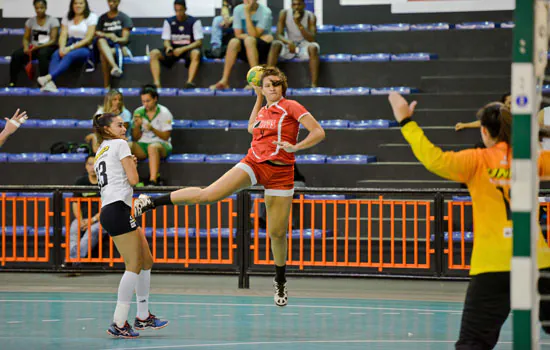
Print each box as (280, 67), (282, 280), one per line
(0, 109), (28, 148)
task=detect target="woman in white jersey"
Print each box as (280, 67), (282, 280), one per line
(92, 112), (168, 338)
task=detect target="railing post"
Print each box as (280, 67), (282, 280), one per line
(52, 189), (63, 269)
(434, 192), (444, 277)
(237, 190), (251, 288)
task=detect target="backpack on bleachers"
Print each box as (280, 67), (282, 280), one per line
(50, 141), (91, 155)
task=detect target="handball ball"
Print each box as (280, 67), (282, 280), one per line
(246, 66), (264, 87)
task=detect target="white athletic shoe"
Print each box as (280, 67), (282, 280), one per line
(110, 67), (123, 78)
(37, 75), (49, 87)
(134, 194), (154, 217)
(41, 81), (58, 93)
(273, 279), (288, 307)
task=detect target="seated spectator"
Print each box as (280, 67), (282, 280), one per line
(210, 0), (273, 90)
(69, 155), (102, 262)
(149, 0), (203, 89)
(131, 85), (173, 186)
(207, 0), (236, 59)
(9, 0), (59, 87)
(85, 89), (132, 153)
(455, 93), (511, 131)
(267, 0), (320, 87)
(94, 0), (133, 89)
(37, 0), (98, 92)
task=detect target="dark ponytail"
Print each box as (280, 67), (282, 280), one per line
(477, 102), (512, 145)
(93, 113), (117, 143)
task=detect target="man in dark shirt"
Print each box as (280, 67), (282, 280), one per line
(149, 0), (204, 89)
(95, 0), (133, 88)
(69, 155), (102, 261)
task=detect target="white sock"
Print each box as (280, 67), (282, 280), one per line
(136, 269), (151, 320)
(113, 271), (139, 327)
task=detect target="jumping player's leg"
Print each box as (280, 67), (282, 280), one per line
(264, 193), (293, 307)
(455, 272), (510, 350)
(134, 165), (252, 216)
(133, 229), (168, 330)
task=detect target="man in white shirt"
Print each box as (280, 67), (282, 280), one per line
(131, 85), (173, 186)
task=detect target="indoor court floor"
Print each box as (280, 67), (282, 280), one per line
(0, 273), (548, 350)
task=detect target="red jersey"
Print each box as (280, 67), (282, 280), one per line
(247, 98), (310, 164)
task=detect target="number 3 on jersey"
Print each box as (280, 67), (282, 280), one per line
(96, 161), (108, 189)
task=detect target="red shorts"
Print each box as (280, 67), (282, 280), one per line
(235, 156), (294, 196)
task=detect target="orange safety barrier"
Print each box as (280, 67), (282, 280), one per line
(63, 197), (237, 267)
(0, 193), (53, 266)
(250, 195), (434, 271)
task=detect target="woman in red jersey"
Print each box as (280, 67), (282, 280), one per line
(133, 67), (325, 307)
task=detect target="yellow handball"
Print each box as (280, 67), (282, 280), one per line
(246, 66), (264, 87)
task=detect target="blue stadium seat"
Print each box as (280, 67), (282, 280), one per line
(410, 23), (451, 31)
(295, 154), (326, 164)
(543, 85), (550, 93)
(215, 89), (254, 96)
(320, 54), (352, 62)
(203, 26), (212, 34)
(37, 119), (79, 128)
(205, 154), (245, 163)
(326, 154), (377, 164)
(62, 193), (74, 198)
(351, 54), (390, 62)
(0, 28), (8, 36)
(203, 58), (224, 63)
(197, 228), (236, 238)
(166, 153), (206, 163)
(19, 119), (40, 128)
(333, 24), (371, 32)
(131, 27), (162, 35)
(229, 120), (249, 129)
(289, 87), (331, 96)
(0, 56), (11, 64)
(8, 28), (25, 35)
(330, 87), (371, 96)
(372, 23), (410, 32)
(391, 53), (438, 61)
(370, 87), (417, 95)
(252, 228), (333, 239)
(64, 88), (105, 96)
(430, 232), (474, 243)
(17, 192), (53, 198)
(119, 88), (140, 96)
(157, 88), (178, 96)
(172, 119), (193, 129)
(303, 194), (348, 201)
(319, 119), (350, 129)
(76, 120), (93, 128)
(177, 88), (215, 96)
(349, 119), (396, 128)
(48, 153), (89, 163)
(0, 192), (18, 197)
(317, 24), (335, 32)
(452, 196), (472, 202)
(455, 21), (496, 30)
(0, 87), (29, 96)
(123, 56), (149, 64)
(0, 153), (8, 163)
(191, 119), (230, 129)
(7, 153), (49, 163)
(147, 227), (197, 238)
(500, 21), (515, 29)
(28, 88), (66, 96)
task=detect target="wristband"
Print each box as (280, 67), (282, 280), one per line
(399, 118), (413, 127)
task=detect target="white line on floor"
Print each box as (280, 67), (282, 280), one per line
(76, 318), (95, 321)
(6, 321), (22, 324)
(42, 319), (60, 322)
(417, 312), (435, 315)
(246, 314), (264, 316)
(178, 315), (196, 318)
(383, 312), (401, 315)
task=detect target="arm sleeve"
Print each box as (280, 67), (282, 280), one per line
(232, 7), (243, 30)
(117, 140), (132, 160)
(96, 15), (105, 31)
(51, 17), (60, 28)
(61, 16), (68, 27)
(401, 121), (478, 183)
(123, 14), (134, 29)
(159, 109), (174, 132)
(121, 109), (132, 124)
(86, 13), (98, 26)
(161, 20), (171, 41)
(193, 20), (204, 41)
(25, 18), (32, 29)
(258, 7), (272, 30)
(289, 101), (310, 122)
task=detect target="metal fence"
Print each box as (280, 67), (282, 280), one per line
(2, 186), (548, 287)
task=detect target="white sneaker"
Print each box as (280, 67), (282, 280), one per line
(37, 76), (49, 87)
(273, 279), (288, 307)
(41, 81), (58, 93)
(110, 67), (123, 78)
(134, 194), (154, 217)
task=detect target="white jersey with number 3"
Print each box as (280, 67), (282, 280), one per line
(94, 139), (133, 208)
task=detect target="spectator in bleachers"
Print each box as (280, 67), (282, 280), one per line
(0, 109), (29, 148)
(69, 155), (102, 261)
(207, 0), (237, 59)
(267, 0), (320, 87)
(95, 0), (134, 89)
(455, 93), (511, 131)
(85, 89), (132, 153)
(210, 0), (273, 90)
(130, 85), (173, 186)
(149, 0), (203, 89)
(8, 0), (59, 87)
(37, 0), (98, 92)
